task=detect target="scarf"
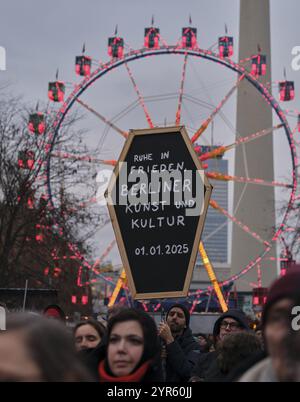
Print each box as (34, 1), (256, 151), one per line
(98, 359), (151, 382)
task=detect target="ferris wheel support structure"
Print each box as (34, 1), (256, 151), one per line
(44, 43), (297, 297)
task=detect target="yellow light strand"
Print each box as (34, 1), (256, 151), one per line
(108, 269), (126, 307)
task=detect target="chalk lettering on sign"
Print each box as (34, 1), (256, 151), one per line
(161, 151), (170, 160)
(135, 244), (190, 256)
(106, 127), (211, 297)
(131, 215), (185, 230)
(133, 153), (153, 162)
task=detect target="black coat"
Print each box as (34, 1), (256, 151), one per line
(164, 328), (201, 382)
(192, 348), (266, 382)
(192, 351), (217, 381)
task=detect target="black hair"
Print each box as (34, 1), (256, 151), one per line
(107, 309), (160, 365)
(106, 304), (127, 320)
(103, 308), (163, 381)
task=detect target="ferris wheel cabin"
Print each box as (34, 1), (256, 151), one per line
(144, 27), (160, 49)
(218, 36), (234, 58)
(17, 191), (35, 209)
(181, 27), (197, 49)
(279, 81), (295, 101)
(108, 37), (124, 58)
(75, 55), (92, 77)
(48, 81), (65, 102)
(28, 112), (45, 135)
(251, 54), (267, 76)
(18, 150), (35, 170)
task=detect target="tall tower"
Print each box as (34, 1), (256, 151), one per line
(232, 0), (277, 290)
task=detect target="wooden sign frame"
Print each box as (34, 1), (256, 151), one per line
(105, 126), (212, 299)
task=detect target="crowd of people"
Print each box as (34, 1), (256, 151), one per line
(0, 269), (300, 382)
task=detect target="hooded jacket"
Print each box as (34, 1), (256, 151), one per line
(192, 310), (250, 381)
(212, 310), (250, 342)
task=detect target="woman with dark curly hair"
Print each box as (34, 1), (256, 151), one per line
(205, 332), (262, 382)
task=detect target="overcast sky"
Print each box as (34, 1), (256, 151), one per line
(1, 0), (298, 104)
(0, 0), (299, 266)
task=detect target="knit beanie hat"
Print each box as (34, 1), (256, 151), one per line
(43, 304), (66, 321)
(262, 269), (300, 327)
(213, 309), (250, 338)
(166, 304), (190, 327)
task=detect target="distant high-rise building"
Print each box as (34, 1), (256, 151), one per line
(196, 145), (228, 264)
(203, 158), (228, 264)
(191, 145), (230, 291)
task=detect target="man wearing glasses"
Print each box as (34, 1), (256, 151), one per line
(216, 312), (249, 343)
(191, 310), (250, 381)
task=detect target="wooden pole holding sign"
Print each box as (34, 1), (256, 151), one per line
(108, 269), (127, 307)
(199, 242), (228, 312)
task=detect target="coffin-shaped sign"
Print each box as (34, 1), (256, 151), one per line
(105, 126), (212, 299)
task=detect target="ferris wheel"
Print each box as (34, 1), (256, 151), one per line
(25, 19), (299, 305)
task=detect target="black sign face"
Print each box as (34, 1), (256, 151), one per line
(106, 126), (212, 299)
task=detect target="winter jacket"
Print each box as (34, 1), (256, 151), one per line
(164, 327), (201, 382)
(192, 310), (251, 381)
(192, 351), (218, 381)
